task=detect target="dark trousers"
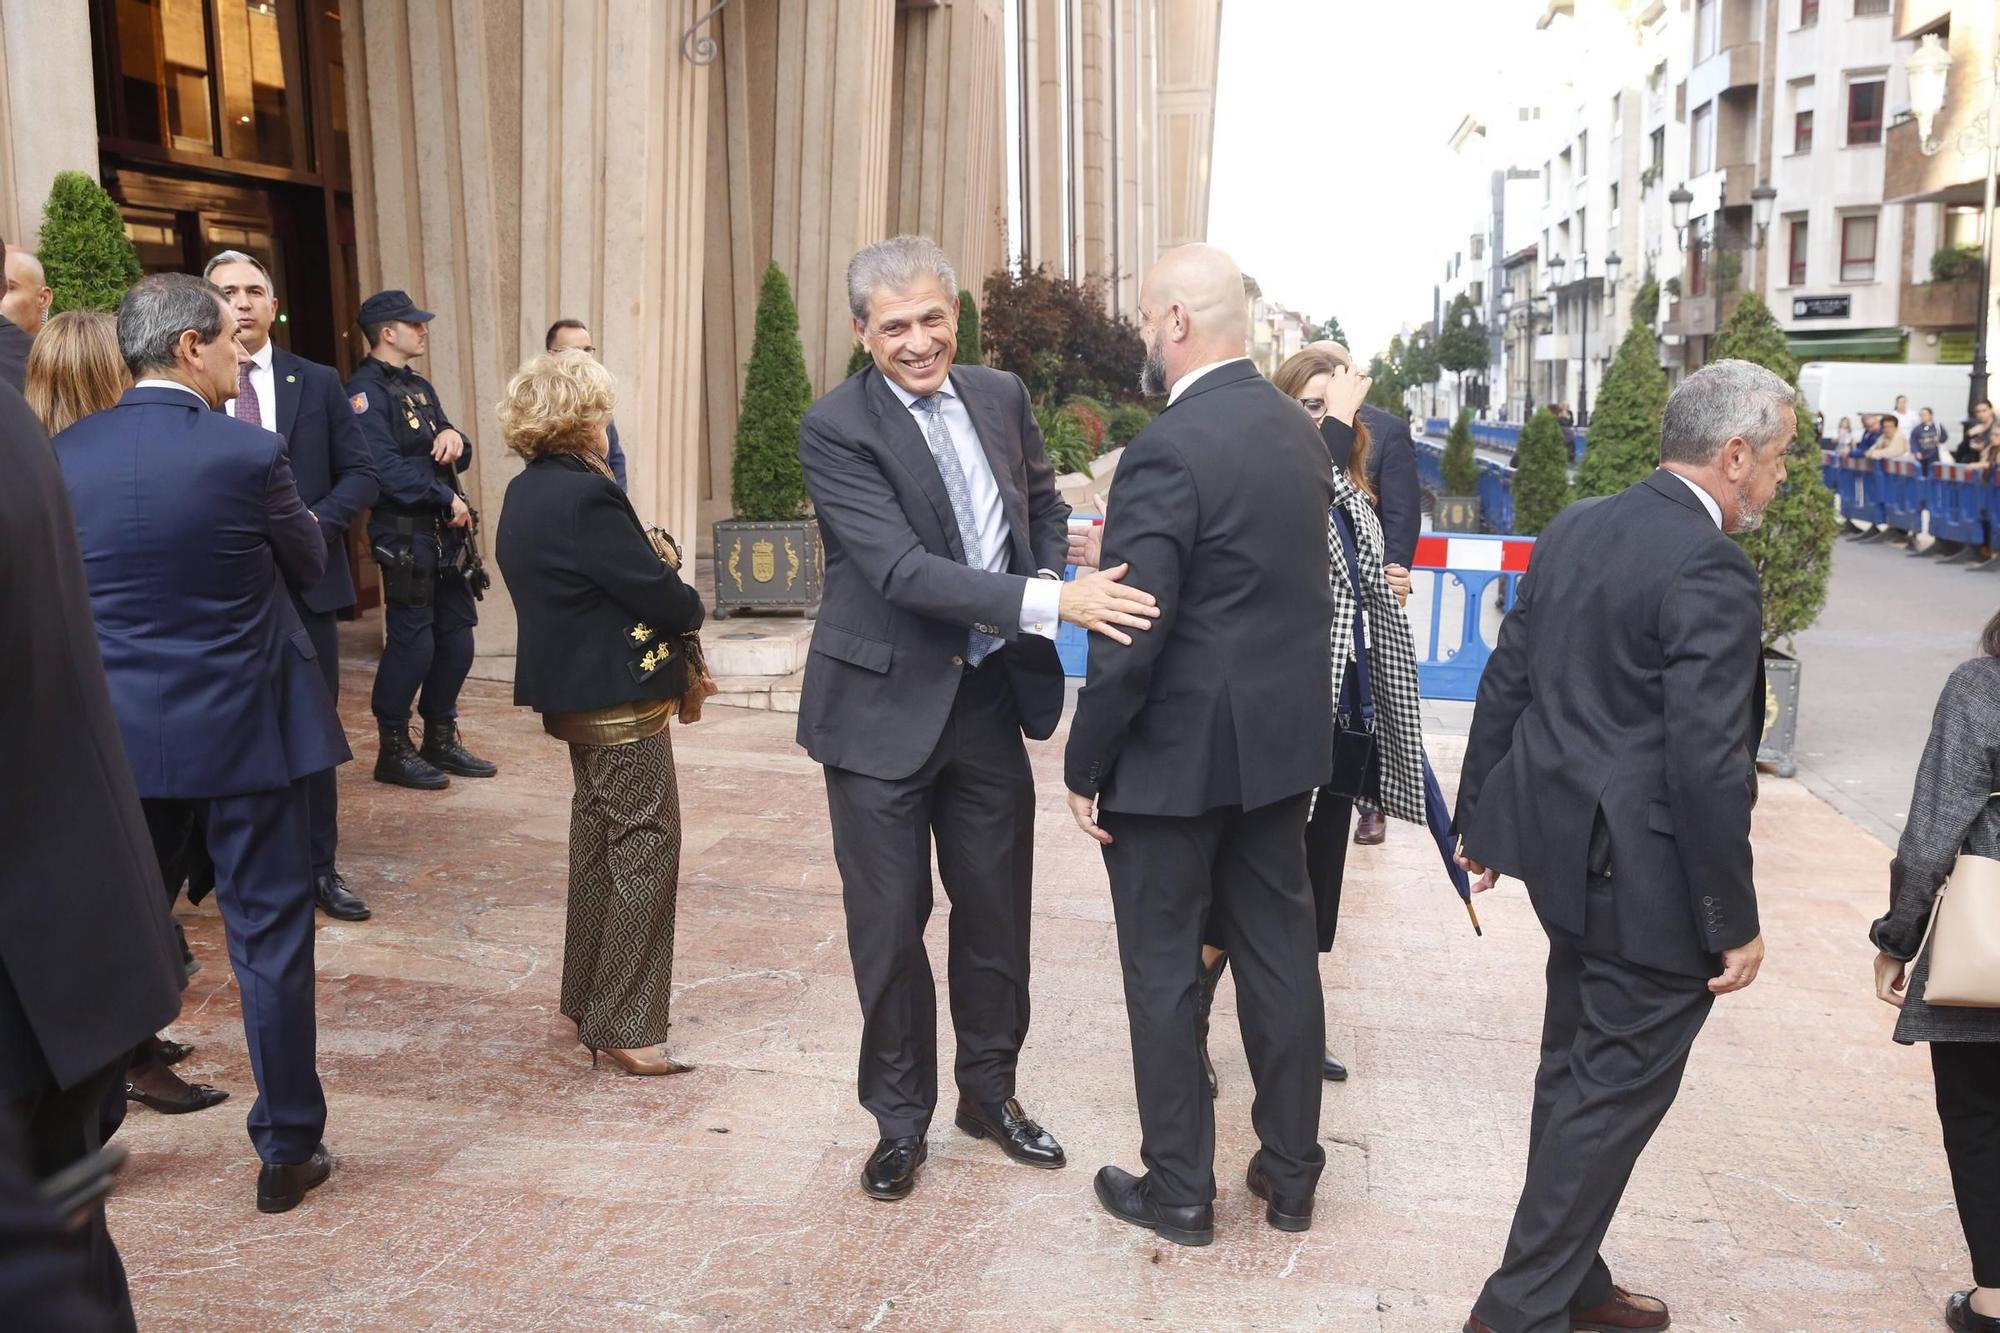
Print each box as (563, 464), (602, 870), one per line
(1474, 878), (1714, 1333)
(142, 784), (325, 1164)
(369, 559), (476, 728)
(1932, 1041), (2000, 1288)
(6, 1060), (134, 1332)
(1100, 794), (1325, 1209)
(290, 597), (343, 875)
(1304, 791), (1353, 952)
(822, 663), (1036, 1140)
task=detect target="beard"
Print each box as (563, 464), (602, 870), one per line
(1729, 483), (1771, 533)
(1139, 340), (1167, 398)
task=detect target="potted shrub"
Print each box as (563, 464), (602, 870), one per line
(1709, 293), (1842, 777)
(1573, 318), (1668, 499)
(37, 170), (143, 314)
(1436, 407), (1482, 532)
(715, 262), (821, 618)
(1510, 407), (1572, 536)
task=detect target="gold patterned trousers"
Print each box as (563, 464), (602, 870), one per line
(562, 729), (681, 1049)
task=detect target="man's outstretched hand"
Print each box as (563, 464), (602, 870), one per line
(1710, 935), (1765, 995)
(1067, 791), (1112, 845)
(1059, 563), (1158, 645)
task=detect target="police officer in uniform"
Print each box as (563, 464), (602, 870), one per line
(346, 291), (498, 789)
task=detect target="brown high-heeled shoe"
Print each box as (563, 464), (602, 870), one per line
(587, 1044), (692, 1077)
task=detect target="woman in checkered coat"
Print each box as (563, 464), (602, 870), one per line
(1194, 346), (1427, 1092)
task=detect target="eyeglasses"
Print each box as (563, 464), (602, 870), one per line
(1298, 397), (1326, 418)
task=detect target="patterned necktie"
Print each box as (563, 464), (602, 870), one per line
(237, 362), (262, 428)
(915, 392), (1002, 666)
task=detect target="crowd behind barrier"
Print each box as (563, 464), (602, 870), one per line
(1826, 449), (1999, 550)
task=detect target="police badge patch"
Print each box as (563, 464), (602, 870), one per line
(350, 392), (369, 414)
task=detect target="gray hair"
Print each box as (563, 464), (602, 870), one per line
(118, 273), (229, 376)
(847, 235), (957, 325)
(1659, 358), (1798, 466)
(202, 249), (275, 292)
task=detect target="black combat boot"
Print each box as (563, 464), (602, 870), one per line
(421, 718), (498, 778)
(374, 724), (449, 790)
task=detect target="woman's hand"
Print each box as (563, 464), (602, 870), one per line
(1384, 563), (1411, 607)
(1873, 952), (1908, 1008)
(1324, 364), (1371, 427)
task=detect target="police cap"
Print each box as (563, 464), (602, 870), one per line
(357, 289), (435, 327)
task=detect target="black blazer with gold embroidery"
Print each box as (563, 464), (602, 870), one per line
(495, 453), (705, 715)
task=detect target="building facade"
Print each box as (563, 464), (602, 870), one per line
(0, 0), (1218, 660)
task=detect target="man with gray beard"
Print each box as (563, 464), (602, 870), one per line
(1452, 359), (1793, 1333)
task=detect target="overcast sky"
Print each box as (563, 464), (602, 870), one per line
(1207, 0), (1546, 361)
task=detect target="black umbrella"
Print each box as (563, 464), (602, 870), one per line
(1420, 751), (1480, 935)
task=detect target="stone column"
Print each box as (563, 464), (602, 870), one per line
(0, 0), (98, 249)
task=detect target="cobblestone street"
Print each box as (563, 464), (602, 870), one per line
(105, 657), (1966, 1332)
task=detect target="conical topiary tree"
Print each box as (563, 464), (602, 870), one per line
(732, 262), (814, 520)
(1511, 407), (1572, 536)
(1442, 407), (1480, 496)
(1708, 292), (1842, 647)
(1574, 320), (1668, 498)
(37, 170), (143, 315)
(956, 288), (983, 363)
(846, 340), (872, 377)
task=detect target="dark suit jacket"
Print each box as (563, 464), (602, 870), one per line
(1322, 404), (1421, 568)
(496, 453), (704, 714)
(606, 419), (628, 490)
(219, 348), (380, 613)
(797, 363), (1069, 781)
(54, 387), (351, 799)
(0, 314), (29, 393)
(1453, 470), (1764, 977)
(1065, 360), (1338, 815)
(0, 382), (181, 1095)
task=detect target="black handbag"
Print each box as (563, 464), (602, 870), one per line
(1324, 509), (1379, 803)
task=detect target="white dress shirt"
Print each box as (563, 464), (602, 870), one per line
(1167, 356), (1249, 406)
(133, 378), (208, 406)
(886, 372), (1061, 640)
(227, 338), (277, 431)
(1666, 469), (1724, 529)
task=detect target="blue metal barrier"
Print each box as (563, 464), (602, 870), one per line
(1413, 438), (1445, 492)
(1879, 458), (1927, 532)
(1411, 532), (1535, 700)
(1837, 456), (1885, 525)
(1422, 416), (1588, 459)
(1057, 514), (1099, 676)
(1929, 462), (1992, 546)
(1477, 462), (1516, 535)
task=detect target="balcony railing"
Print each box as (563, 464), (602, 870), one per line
(1901, 277), (1981, 328)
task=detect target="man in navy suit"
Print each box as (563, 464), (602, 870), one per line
(206, 250), (379, 922)
(545, 319), (627, 488)
(55, 273), (350, 1214)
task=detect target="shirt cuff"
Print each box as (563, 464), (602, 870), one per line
(1019, 574), (1062, 640)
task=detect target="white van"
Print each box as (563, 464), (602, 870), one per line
(1797, 361), (1974, 445)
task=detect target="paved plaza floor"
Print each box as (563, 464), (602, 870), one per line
(108, 660), (1968, 1332)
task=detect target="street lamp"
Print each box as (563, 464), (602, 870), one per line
(1669, 186), (1694, 249)
(1750, 183), (1778, 243)
(1906, 32), (2000, 424)
(1574, 253), (1594, 427)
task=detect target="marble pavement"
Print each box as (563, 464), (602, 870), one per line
(107, 661), (1966, 1332)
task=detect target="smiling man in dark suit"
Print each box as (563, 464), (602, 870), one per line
(798, 234), (1159, 1202)
(206, 250), (379, 923)
(56, 273), (350, 1214)
(1452, 359), (1790, 1333)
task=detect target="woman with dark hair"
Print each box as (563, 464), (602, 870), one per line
(1870, 608), (2000, 1331)
(495, 350), (706, 1076)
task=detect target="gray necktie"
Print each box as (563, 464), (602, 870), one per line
(915, 392), (1002, 666)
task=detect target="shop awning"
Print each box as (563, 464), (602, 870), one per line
(1786, 328), (1907, 360)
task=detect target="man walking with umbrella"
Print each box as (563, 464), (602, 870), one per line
(1452, 360), (1788, 1333)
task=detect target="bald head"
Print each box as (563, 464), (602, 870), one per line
(1138, 244), (1250, 397)
(2, 245), (50, 335)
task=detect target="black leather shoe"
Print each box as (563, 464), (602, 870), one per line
(154, 1038), (193, 1066)
(125, 1078), (229, 1115)
(954, 1097), (1065, 1168)
(375, 725), (449, 790)
(313, 871), (372, 922)
(1092, 1164), (1213, 1246)
(861, 1136), (927, 1201)
(257, 1143), (332, 1214)
(1245, 1156), (1314, 1232)
(1322, 1053), (1349, 1082)
(1196, 952), (1227, 1100)
(1947, 1291), (2000, 1332)
(421, 719), (498, 778)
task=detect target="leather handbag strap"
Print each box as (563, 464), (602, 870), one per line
(1332, 507), (1375, 731)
